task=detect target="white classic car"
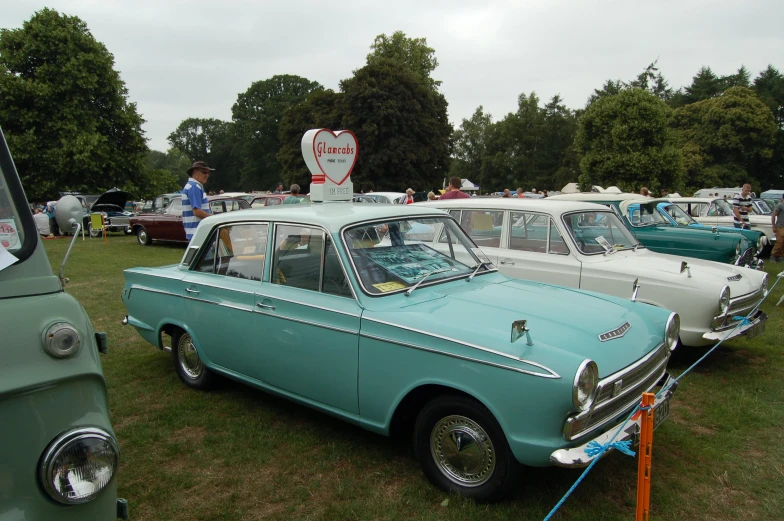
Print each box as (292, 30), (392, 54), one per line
(422, 198), (769, 347)
(672, 197), (776, 253)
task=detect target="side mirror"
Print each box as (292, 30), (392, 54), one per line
(631, 278), (640, 302)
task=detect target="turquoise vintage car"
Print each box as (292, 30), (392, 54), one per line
(549, 193), (754, 265)
(121, 203), (679, 500)
(0, 129), (127, 519)
(648, 200), (764, 268)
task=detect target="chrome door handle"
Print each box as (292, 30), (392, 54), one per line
(499, 259), (515, 265)
(185, 288), (200, 294)
(256, 302), (275, 310)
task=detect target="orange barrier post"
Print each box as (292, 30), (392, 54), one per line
(636, 392), (655, 521)
(103, 215), (107, 244)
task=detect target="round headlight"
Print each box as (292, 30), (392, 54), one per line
(665, 312), (680, 351)
(42, 322), (81, 358)
(573, 360), (599, 411)
(39, 427), (119, 504)
(761, 273), (769, 297)
(719, 286), (731, 315)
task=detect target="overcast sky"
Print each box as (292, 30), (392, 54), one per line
(4, 0), (784, 152)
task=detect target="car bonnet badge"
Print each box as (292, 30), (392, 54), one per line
(598, 322), (631, 342)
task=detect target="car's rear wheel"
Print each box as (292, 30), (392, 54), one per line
(172, 330), (213, 390)
(137, 226), (151, 246)
(413, 395), (521, 501)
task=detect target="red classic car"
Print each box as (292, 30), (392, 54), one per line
(131, 196), (250, 246)
(250, 194), (288, 208)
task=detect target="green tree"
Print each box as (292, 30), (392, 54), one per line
(167, 117), (242, 191)
(752, 65), (784, 128)
(277, 89), (345, 191)
(575, 88), (683, 193)
(452, 106), (493, 184)
(672, 87), (776, 190)
(629, 60), (673, 101)
(340, 58), (452, 192)
(135, 168), (181, 200)
(366, 31), (440, 89)
(146, 148), (191, 187)
(231, 75), (323, 191)
(0, 8), (147, 200)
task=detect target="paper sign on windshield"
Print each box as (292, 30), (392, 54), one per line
(594, 235), (612, 252)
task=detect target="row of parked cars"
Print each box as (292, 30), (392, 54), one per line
(118, 185), (772, 501)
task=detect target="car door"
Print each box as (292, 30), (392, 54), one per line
(182, 223), (268, 375)
(501, 211), (581, 287)
(156, 198), (184, 241)
(252, 224), (360, 414)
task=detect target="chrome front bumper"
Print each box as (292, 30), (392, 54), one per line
(550, 377), (676, 468)
(703, 310), (767, 342)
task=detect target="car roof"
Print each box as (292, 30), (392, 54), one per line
(369, 191), (407, 198)
(421, 198), (612, 214)
(547, 192), (644, 202)
(189, 201), (449, 245)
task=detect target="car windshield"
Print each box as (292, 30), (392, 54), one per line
(166, 198), (183, 216)
(661, 203), (697, 226)
(753, 199), (772, 215)
(712, 199), (735, 216)
(627, 203), (670, 226)
(562, 211), (640, 254)
(343, 216), (493, 295)
(0, 161), (27, 255)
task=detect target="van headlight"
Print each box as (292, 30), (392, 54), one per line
(573, 360), (599, 411)
(39, 427), (119, 504)
(42, 322), (81, 359)
(665, 313), (680, 351)
(718, 286), (731, 315)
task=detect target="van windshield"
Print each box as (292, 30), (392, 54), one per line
(0, 161), (28, 255)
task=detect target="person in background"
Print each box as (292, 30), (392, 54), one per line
(439, 177), (470, 200)
(273, 183), (283, 194)
(427, 191), (437, 201)
(661, 188), (670, 197)
(283, 184), (307, 204)
(502, 189), (511, 198)
(44, 202), (58, 236)
(182, 161), (213, 241)
(640, 187), (650, 197)
(516, 187), (524, 198)
(542, 190), (549, 198)
(403, 188), (415, 204)
(33, 208), (52, 237)
(770, 194), (784, 262)
(732, 183), (755, 229)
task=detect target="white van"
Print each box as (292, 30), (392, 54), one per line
(693, 187), (750, 199)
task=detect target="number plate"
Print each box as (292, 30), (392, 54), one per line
(653, 397), (670, 430)
(744, 321), (764, 339)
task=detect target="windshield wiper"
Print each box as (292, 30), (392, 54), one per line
(405, 268), (452, 296)
(467, 261), (491, 282)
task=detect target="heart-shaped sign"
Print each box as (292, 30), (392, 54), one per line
(301, 129), (358, 186)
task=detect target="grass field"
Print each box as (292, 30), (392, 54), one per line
(44, 235), (784, 521)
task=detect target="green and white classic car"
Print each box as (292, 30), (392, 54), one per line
(121, 202), (680, 500)
(0, 129), (127, 519)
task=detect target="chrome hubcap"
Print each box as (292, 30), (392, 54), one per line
(430, 415), (495, 487)
(138, 230), (147, 243)
(177, 334), (202, 379)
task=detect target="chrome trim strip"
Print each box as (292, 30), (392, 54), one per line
(339, 215), (498, 298)
(256, 311), (358, 334)
(130, 286), (180, 298)
(363, 316), (561, 378)
(182, 295), (253, 313)
(255, 293), (360, 317)
(182, 279), (257, 294)
(360, 332), (559, 378)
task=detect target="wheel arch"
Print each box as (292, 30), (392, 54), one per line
(158, 321), (216, 368)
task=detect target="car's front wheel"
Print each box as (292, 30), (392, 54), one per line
(172, 330), (214, 390)
(136, 226), (152, 246)
(414, 395), (521, 501)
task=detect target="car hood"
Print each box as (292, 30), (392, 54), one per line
(591, 250), (765, 296)
(91, 188), (130, 209)
(362, 277), (668, 378)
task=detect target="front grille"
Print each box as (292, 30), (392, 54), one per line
(564, 343), (668, 440)
(734, 247), (755, 267)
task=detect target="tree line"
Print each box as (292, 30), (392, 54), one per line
(1, 8), (782, 200)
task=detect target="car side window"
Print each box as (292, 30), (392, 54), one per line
(267, 198), (282, 206)
(548, 221), (569, 255)
(166, 199), (182, 216)
(194, 224), (268, 281)
(210, 201), (224, 214)
(272, 225), (325, 291)
(322, 236), (352, 298)
(459, 210), (503, 248)
(509, 212), (544, 252)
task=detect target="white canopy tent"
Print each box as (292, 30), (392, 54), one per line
(460, 179), (480, 191)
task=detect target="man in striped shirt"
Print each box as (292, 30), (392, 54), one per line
(731, 183), (755, 229)
(182, 161), (213, 241)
